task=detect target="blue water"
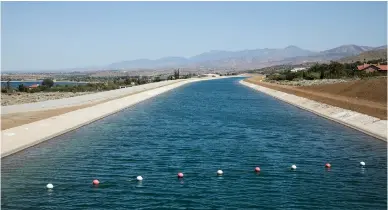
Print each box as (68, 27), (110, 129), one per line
(1, 78), (386, 209)
(1, 81), (86, 88)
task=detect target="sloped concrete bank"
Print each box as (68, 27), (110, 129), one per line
(240, 80), (387, 141)
(1, 80), (181, 115)
(1, 77), (231, 158)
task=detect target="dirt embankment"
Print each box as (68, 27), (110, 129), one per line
(1, 92), (96, 106)
(245, 77), (387, 120)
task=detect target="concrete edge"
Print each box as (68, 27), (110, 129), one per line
(239, 80), (387, 141)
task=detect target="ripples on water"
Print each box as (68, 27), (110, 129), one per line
(1, 78), (387, 209)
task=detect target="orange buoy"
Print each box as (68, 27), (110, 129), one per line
(325, 163), (331, 168)
(255, 167), (261, 172)
(177, 172), (184, 178)
(93, 179), (100, 185)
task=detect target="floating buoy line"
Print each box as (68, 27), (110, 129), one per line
(45, 162), (367, 189)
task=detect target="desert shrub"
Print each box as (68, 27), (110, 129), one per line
(18, 84), (28, 92)
(42, 78), (54, 88)
(304, 72), (321, 80)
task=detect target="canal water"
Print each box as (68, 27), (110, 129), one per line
(1, 77), (386, 209)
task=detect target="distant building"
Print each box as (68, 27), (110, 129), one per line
(357, 64), (387, 73)
(290, 67), (307, 72)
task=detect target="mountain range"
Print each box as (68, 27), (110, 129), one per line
(105, 44), (387, 71)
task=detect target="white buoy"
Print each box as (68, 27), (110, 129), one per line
(46, 183), (54, 189)
(136, 176), (143, 181)
(360, 161), (365, 167)
(217, 170), (223, 175)
(291, 165), (297, 170)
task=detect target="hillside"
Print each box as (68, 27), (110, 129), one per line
(105, 44), (384, 72)
(9, 44), (386, 74)
(107, 45), (317, 70)
(338, 48), (387, 63)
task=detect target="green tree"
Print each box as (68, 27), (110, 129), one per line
(6, 79), (11, 92)
(153, 76), (161, 82)
(174, 69), (180, 79)
(42, 78), (54, 88)
(124, 77), (132, 85)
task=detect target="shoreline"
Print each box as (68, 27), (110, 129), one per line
(1, 76), (236, 158)
(240, 80), (387, 141)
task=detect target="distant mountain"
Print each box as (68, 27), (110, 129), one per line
(190, 50), (237, 63)
(274, 45), (383, 65)
(320, 44), (374, 55)
(337, 48), (387, 63)
(107, 57), (189, 69)
(374, 45), (388, 50)
(106, 45), (317, 70)
(18, 44), (380, 74)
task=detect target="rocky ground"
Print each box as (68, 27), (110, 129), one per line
(1, 92), (97, 106)
(264, 78), (358, 86)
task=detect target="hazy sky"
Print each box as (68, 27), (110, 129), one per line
(2, 1), (387, 71)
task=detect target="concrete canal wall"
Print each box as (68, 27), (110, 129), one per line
(240, 80), (387, 141)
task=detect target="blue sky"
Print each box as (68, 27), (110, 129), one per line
(1, 1), (387, 71)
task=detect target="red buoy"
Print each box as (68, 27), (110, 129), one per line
(325, 163), (331, 168)
(255, 167), (261, 172)
(93, 179), (100, 185)
(177, 172), (184, 178)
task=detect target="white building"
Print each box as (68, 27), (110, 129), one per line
(200, 73), (220, 77)
(290, 67), (307, 72)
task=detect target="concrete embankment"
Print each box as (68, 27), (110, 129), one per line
(1, 80), (181, 115)
(1, 77), (230, 158)
(240, 80), (387, 141)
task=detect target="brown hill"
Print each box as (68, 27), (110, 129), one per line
(338, 48), (387, 63)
